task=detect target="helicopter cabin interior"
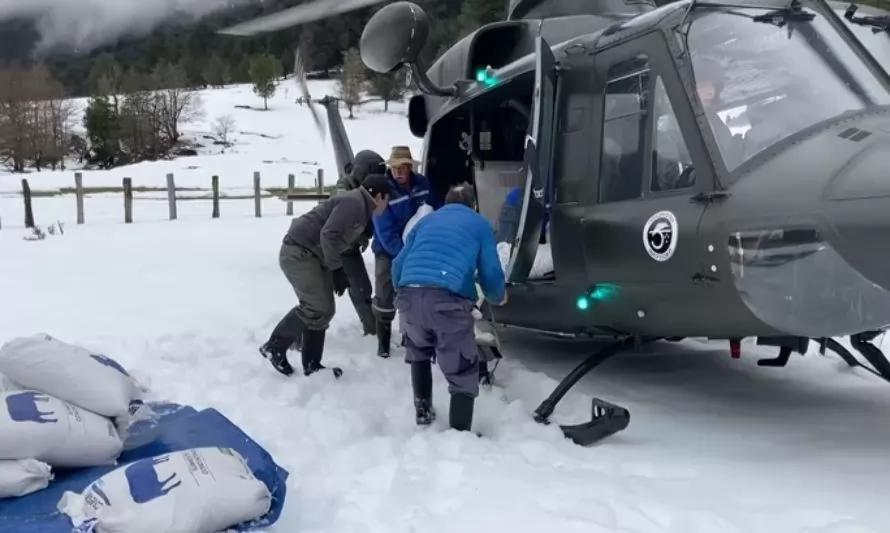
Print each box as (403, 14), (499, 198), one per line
(424, 69), (556, 281)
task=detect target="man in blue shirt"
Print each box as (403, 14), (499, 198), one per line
(392, 183), (507, 433)
(371, 145), (442, 359)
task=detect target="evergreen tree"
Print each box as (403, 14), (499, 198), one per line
(83, 95), (120, 168)
(203, 54), (231, 87)
(250, 52), (278, 110)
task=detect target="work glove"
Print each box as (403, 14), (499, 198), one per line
(332, 268), (349, 296)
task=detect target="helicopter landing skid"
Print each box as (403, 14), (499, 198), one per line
(533, 337), (649, 447)
(819, 332), (890, 383)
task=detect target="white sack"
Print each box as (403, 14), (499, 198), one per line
(0, 459), (53, 498)
(402, 203), (434, 241)
(496, 241), (554, 279)
(59, 447), (272, 533)
(0, 372), (21, 393)
(0, 390), (123, 468)
(0, 334), (141, 419)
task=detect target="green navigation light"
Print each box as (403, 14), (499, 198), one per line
(576, 284), (618, 311)
(475, 67), (497, 87)
(589, 284), (617, 301)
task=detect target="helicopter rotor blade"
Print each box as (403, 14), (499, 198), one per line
(294, 50), (326, 141)
(217, 0), (390, 36)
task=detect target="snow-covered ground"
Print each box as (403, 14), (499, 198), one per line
(2, 81), (890, 532)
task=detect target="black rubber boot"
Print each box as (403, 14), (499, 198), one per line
(268, 307), (305, 353)
(449, 392), (475, 432)
(376, 321), (392, 358)
(301, 329), (343, 379)
(259, 336), (294, 376)
(411, 361), (435, 425)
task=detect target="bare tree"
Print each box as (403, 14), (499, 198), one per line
(0, 63), (33, 172)
(337, 47), (366, 119)
(213, 114), (236, 147)
(154, 62), (204, 146)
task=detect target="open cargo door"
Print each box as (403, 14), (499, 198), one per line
(505, 32), (557, 283)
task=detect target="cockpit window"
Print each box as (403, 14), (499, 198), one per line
(685, 5), (890, 172)
(837, 11), (890, 70)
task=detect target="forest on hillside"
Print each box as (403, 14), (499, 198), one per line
(1, 0), (890, 175)
(0, 0), (505, 97)
(0, 0), (508, 174)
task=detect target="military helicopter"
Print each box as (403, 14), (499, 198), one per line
(221, 0), (890, 447)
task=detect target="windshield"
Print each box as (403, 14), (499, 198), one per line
(686, 5), (890, 172)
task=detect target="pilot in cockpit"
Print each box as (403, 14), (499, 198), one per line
(690, 56), (744, 171)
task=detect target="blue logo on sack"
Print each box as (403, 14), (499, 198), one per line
(5, 391), (58, 424)
(124, 454), (182, 504)
(90, 354), (130, 377)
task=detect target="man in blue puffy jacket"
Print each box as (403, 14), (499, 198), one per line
(392, 183), (507, 433)
(371, 145), (442, 359)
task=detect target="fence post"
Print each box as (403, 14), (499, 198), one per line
(166, 173), (177, 220)
(212, 175), (220, 219)
(22, 179), (34, 228)
(253, 171), (261, 218)
(286, 173), (295, 216)
(74, 172), (85, 225)
(122, 178), (133, 224)
(316, 168), (324, 205)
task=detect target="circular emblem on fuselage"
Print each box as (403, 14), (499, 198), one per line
(643, 210), (678, 262)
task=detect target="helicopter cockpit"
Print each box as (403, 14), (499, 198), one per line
(684, 3), (890, 175)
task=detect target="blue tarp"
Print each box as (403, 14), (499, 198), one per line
(0, 402), (290, 533)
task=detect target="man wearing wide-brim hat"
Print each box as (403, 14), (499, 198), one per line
(370, 145), (443, 359)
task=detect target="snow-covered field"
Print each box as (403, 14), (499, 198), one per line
(1, 81), (890, 532)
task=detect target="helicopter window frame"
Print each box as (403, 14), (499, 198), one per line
(650, 75), (697, 193)
(597, 53), (652, 204)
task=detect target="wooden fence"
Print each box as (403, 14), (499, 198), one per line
(4, 168), (331, 230)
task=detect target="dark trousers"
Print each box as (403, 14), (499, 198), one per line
(395, 286), (480, 397)
(279, 243), (335, 330)
(373, 254), (396, 323)
(341, 248), (376, 334)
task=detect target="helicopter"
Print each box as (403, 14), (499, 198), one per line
(220, 0), (890, 447)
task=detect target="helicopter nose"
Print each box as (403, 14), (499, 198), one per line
(823, 143), (890, 292)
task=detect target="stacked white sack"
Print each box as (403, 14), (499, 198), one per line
(58, 447), (273, 533)
(0, 334), (144, 424)
(0, 390), (124, 468)
(0, 459), (54, 498)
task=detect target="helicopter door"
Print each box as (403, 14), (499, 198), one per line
(504, 33), (558, 284)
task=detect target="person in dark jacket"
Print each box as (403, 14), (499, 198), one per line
(260, 174), (391, 378)
(332, 149), (387, 336)
(370, 146), (442, 359)
(392, 183), (506, 432)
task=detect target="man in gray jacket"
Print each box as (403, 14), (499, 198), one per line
(333, 150), (387, 337)
(260, 174), (390, 378)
